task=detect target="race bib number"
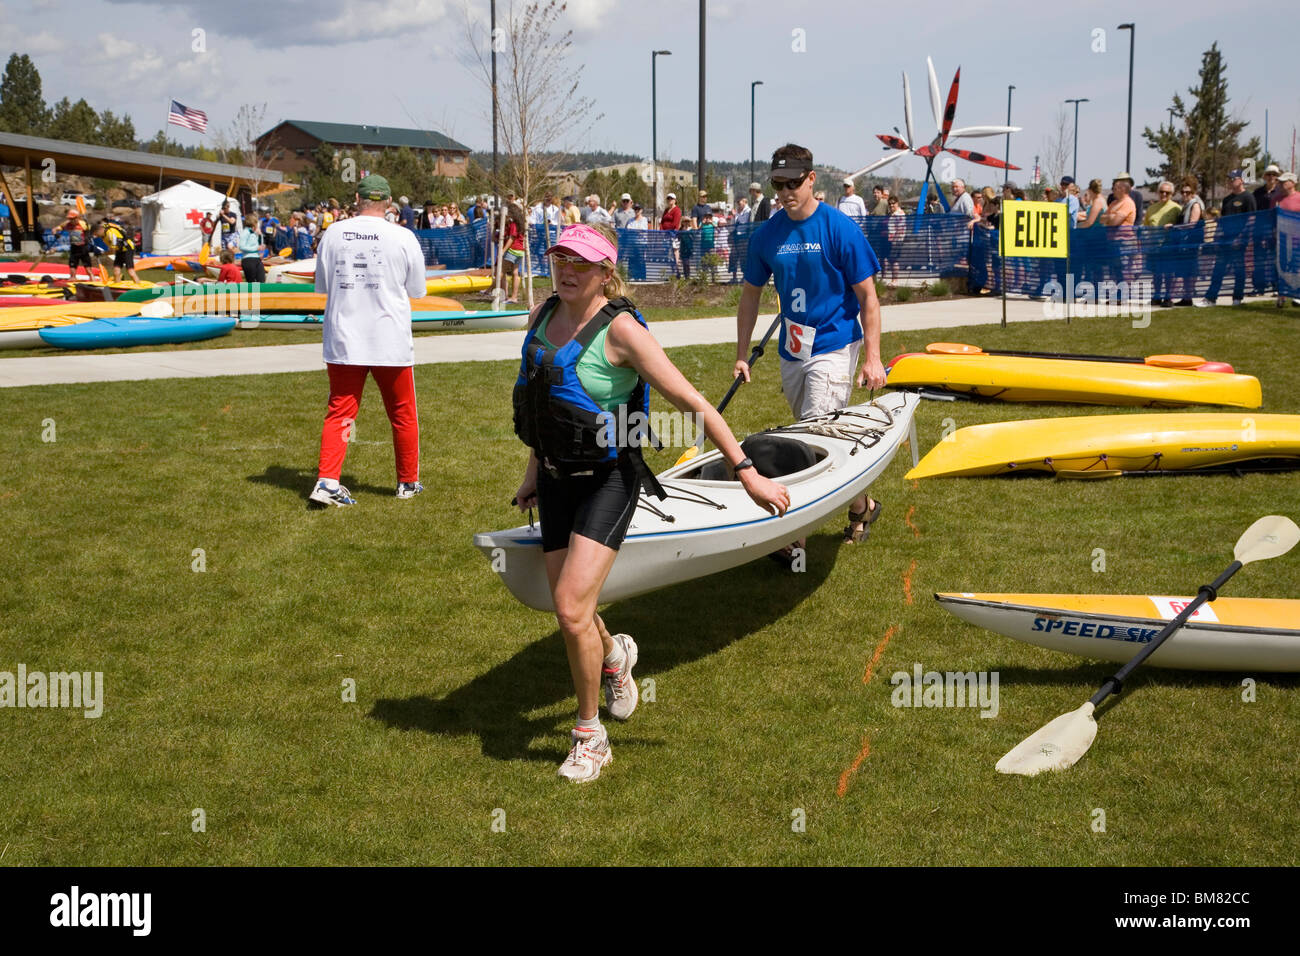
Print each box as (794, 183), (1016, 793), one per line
(1148, 596), (1219, 623)
(784, 317), (816, 361)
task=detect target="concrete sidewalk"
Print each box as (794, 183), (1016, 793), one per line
(0, 296), (1059, 389)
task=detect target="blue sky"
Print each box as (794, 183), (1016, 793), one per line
(2, 0), (1294, 190)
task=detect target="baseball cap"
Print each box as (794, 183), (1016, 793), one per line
(1265, 164), (1281, 176)
(65, 209), (79, 218)
(749, 182), (762, 191)
(1060, 175), (1075, 186)
(1280, 172), (1297, 183)
(544, 223), (618, 264)
(842, 177), (855, 186)
(666, 192), (676, 199)
(356, 174), (392, 201)
(620, 193), (632, 201)
(1228, 169), (1244, 180)
(771, 156), (811, 177)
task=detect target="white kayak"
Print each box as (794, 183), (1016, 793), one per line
(474, 391), (920, 611)
(936, 592), (1300, 672)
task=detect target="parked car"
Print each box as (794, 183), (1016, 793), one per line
(59, 192), (97, 208)
(16, 193), (54, 205)
(112, 197), (142, 209)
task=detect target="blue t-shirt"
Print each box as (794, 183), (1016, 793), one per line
(1059, 193), (1081, 228)
(743, 203), (879, 360)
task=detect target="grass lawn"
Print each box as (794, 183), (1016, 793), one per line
(1, 305), (1298, 866)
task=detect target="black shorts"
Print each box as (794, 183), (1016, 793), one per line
(68, 245), (93, 268)
(536, 455), (642, 553)
(114, 248), (134, 269)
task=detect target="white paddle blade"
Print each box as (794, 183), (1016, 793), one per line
(1234, 515), (1300, 565)
(139, 299), (174, 318)
(848, 150), (908, 179)
(903, 72), (916, 150)
(996, 702), (1097, 776)
(926, 57), (942, 133)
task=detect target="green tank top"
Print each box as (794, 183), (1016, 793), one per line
(536, 309), (640, 412)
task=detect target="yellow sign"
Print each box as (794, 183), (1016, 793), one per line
(1000, 200), (1070, 258)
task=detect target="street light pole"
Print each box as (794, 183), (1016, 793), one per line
(1118, 23), (1135, 171)
(750, 80), (763, 188)
(1005, 85), (1015, 180)
(652, 49), (671, 220)
(1065, 97), (1089, 182)
(697, 0), (706, 197)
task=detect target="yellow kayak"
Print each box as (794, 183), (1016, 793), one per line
(936, 593), (1300, 671)
(908, 412), (1300, 478)
(0, 302), (145, 327)
(426, 273), (492, 295)
(887, 352), (1261, 408)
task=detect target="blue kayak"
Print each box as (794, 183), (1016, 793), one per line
(39, 315), (236, 349)
(232, 309), (528, 331)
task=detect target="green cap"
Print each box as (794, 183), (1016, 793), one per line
(356, 174), (392, 201)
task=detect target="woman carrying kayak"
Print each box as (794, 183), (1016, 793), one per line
(513, 222), (790, 783)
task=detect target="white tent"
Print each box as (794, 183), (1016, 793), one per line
(140, 180), (229, 255)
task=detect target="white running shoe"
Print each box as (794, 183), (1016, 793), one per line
(602, 633), (639, 721)
(396, 481), (424, 499)
(1193, 298), (1213, 308)
(557, 727), (612, 783)
(309, 480), (356, 507)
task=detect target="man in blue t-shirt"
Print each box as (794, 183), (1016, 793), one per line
(736, 143), (886, 547)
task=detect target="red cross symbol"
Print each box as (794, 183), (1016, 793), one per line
(185, 208), (205, 225)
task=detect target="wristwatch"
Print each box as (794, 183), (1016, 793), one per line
(733, 457), (755, 473)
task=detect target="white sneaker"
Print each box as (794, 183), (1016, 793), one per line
(1193, 298), (1213, 308)
(1231, 298), (1244, 307)
(309, 480), (356, 507)
(557, 727), (612, 783)
(396, 481), (423, 499)
(602, 634), (639, 721)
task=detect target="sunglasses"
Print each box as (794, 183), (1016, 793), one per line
(1159, 190), (1173, 196)
(771, 172), (810, 192)
(550, 252), (600, 272)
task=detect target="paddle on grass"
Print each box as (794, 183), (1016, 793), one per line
(674, 312), (783, 466)
(927, 342), (1206, 368)
(996, 515), (1300, 777)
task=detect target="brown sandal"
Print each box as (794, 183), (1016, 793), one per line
(843, 499), (883, 544)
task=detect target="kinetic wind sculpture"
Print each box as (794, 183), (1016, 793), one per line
(850, 58), (1021, 216)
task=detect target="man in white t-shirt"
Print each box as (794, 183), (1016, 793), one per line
(837, 177), (868, 218)
(309, 173), (429, 507)
(950, 179), (975, 218)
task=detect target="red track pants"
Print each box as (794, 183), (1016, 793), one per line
(318, 363), (420, 484)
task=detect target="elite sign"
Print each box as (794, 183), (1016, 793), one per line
(1000, 200), (1070, 258)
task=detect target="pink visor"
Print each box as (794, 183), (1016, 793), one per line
(544, 223), (617, 264)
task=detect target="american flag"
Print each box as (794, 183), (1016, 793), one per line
(168, 100), (208, 133)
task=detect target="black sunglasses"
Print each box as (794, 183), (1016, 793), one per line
(771, 172), (810, 192)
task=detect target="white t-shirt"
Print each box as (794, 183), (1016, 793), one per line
(837, 193), (868, 218)
(951, 192), (975, 217)
(315, 214), (427, 366)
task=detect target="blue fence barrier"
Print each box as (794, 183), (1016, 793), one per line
(969, 209), (1280, 300)
(1277, 208), (1300, 299)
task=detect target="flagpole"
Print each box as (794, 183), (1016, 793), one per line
(159, 100), (170, 190)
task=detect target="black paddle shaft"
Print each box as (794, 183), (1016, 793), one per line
(1090, 560), (1243, 705)
(983, 347), (1146, 365)
(717, 313), (784, 416)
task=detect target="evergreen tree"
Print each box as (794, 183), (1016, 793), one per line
(97, 110), (137, 149)
(46, 97), (101, 143)
(1142, 43), (1259, 201)
(0, 53), (49, 134)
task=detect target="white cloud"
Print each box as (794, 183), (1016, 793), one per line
(565, 0), (617, 34)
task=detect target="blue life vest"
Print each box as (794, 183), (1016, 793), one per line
(513, 295), (662, 490)
(294, 227), (313, 260)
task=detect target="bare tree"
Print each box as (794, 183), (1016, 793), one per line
(219, 103), (271, 210)
(1041, 105), (1073, 187)
(462, 0), (602, 306)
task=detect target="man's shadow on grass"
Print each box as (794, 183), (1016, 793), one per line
(369, 535), (840, 763)
(246, 464), (394, 503)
